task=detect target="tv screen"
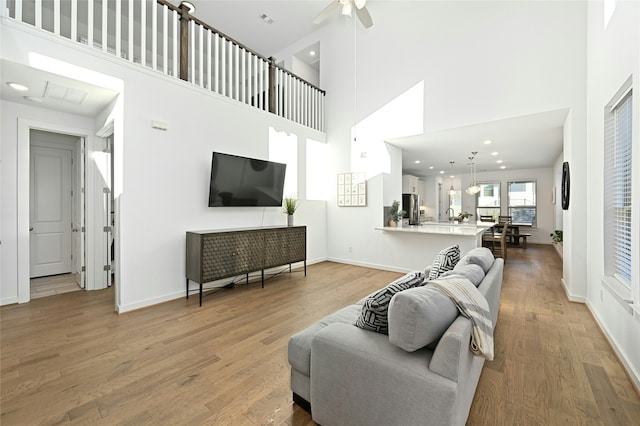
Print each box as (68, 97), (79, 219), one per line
(208, 152), (287, 207)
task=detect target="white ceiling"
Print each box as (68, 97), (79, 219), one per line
(1, 60), (119, 117)
(393, 109), (567, 178)
(1, 0), (566, 176)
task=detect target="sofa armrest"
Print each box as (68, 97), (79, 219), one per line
(429, 316), (484, 382)
(310, 322), (460, 426)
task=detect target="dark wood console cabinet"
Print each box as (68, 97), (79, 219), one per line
(186, 226), (306, 305)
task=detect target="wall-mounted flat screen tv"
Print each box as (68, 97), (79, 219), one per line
(208, 152), (287, 207)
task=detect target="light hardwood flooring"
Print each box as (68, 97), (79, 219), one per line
(1, 245), (639, 425)
(30, 273), (82, 299)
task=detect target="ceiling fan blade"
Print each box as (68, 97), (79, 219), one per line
(355, 5), (373, 28)
(313, 1), (342, 24)
(354, 0), (367, 10)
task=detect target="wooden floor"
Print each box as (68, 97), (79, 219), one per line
(1, 245), (639, 425)
(30, 273), (82, 299)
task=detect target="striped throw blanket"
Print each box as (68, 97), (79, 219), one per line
(428, 277), (494, 361)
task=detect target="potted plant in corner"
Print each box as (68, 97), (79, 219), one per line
(550, 230), (563, 244)
(283, 196), (298, 226)
(458, 212), (473, 223)
(550, 229), (563, 258)
(388, 200), (406, 227)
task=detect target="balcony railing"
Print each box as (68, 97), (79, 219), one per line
(4, 0), (325, 131)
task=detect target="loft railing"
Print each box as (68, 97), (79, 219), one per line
(4, 0), (325, 131)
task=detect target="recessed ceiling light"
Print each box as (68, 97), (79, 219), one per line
(484, 140), (493, 145)
(500, 165), (506, 169)
(309, 50), (316, 56)
(24, 96), (43, 103)
(260, 13), (274, 24)
(496, 160), (503, 164)
(450, 175), (455, 178)
(439, 170), (445, 174)
(414, 160), (421, 164)
(491, 151), (499, 156)
(7, 82), (28, 91)
(428, 166), (434, 170)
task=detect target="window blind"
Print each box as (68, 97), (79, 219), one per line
(603, 90), (632, 285)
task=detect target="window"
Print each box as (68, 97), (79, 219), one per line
(604, 89), (632, 286)
(476, 182), (500, 220)
(306, 139), (329, 201)
(508, 181), (536, 225)
(269, 127), (297, 197)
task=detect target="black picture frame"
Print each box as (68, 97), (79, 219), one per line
(561, 161), (570, 210)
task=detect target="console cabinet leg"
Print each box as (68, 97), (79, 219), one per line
(186, 279), (189, 299)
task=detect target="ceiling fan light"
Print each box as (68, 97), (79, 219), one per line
(341, 2), (352, 16)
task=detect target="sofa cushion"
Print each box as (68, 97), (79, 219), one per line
(388, 284), (459, 352)
(441, 263), (485, 287)
(457, 247), (494, 273)
(354, 271), (425, 334)
(426, 244), (460, 280)
(288, 304), (362, 376)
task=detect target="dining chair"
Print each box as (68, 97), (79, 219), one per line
(498, 215), (513, 224)
(482, 222), (508, 261)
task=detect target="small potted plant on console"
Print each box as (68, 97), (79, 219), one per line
(283, 195), (298, 226)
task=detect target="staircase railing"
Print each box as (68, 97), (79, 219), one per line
(4, 0), (325, 131)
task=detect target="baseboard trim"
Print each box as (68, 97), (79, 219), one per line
(118, 258), (328, 313)
(585, 301), (640, 396)
(561, 278), (586, 303)
(326, 257), (410, 274)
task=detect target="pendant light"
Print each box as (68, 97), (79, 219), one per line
(448, 161), (456, 196)
(466, 152), (481, 195)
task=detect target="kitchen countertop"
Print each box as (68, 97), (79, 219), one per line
(376, 222), (493, 237)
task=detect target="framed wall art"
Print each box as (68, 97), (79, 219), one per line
(337, 172), (367, 207)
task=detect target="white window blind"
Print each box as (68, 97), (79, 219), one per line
(603, 90), (632, 286)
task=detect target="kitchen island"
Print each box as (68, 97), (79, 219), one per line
(374, 222), (494, 271)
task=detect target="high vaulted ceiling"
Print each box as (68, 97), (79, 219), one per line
(1, 1), (566, 177)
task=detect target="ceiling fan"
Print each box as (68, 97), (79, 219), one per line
(313, 0), (374, 29)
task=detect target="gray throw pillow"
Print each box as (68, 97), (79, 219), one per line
(427, 244), (460, 280)
(441, 263), (485, 287)
(457, 247), (495, 273)
(354, 271), (425, 334)
(388, 284), (459, 352)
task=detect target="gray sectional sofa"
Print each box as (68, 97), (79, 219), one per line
(287, 247), (504, 426)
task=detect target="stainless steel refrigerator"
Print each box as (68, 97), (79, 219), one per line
(402, 193), (420, 225)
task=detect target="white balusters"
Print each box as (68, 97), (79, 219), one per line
(115, 0), (121, 57)
(7, 0), (324, 131)
(70, 0), (77, 42)
(197, 23), (203, 87)
(101, 0), (107, 52)
(163, 4), (169, 74)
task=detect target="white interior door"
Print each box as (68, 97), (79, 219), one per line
(30, 145), (72, 278)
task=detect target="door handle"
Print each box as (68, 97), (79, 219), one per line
(29, 227), (34, 231)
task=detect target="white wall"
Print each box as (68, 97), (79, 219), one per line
(0, 20), (328, 312)
(275, 0), (587, 270)
(457, 167), (555, 245)
(552, 153), (564, 232)
(584, 0), (640, 390)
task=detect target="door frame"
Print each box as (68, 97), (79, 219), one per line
(17, 119), (103, 302)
